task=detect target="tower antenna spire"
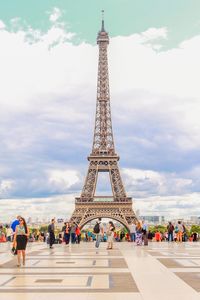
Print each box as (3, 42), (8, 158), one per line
(101, 9), (105, 31)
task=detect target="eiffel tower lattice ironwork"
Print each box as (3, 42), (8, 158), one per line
(70, 13), (137, 229)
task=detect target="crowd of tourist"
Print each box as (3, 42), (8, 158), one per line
(1, 218), (200, 245)
(0, 216), (200, 267)
(129, 220), (200, 243)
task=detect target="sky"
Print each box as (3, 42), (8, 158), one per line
(0, 0), (200, 222)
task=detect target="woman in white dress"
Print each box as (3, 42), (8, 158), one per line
(106, 221), (115, 250)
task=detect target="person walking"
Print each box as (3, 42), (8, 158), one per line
(70, 222), (77, 244)
(0, 225), (6, 243)
(48, 219), (55, 249)
(62, 222), (66, 242)
(129, 221), (136, 242)
(14, 217), (29, 267)
(120, 230), (125, 241)
(65, 222), (71, 244)
(182, 223), (187, 242)
(142, 220), (148, 246)
(62, 222), (71, 245)
(135, 221), (143, 246)
(167, 222), (174, 242)
(94, 218), (104, 248)
(75, 225), (81, 244)
(106, 221), (115, 249)
(176, 221), (183, 242)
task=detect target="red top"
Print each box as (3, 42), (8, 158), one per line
(76, 227), (81, 235)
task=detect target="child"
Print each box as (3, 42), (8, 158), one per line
(155, 231), (161, 242)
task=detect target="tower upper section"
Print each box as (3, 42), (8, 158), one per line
(97, 17), (109, 44)
(90, 13), (117, 158)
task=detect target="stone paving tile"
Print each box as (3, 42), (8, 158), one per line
(157, 258), (183, 268)
(147, 243), (200, 294)
(27, 249), (122, 257)
(1, 258), (127, 269)
(1, 242), (200, 299)
(0, 273), (138, 293)
(157, 258), (200, 268)
(175, 272), (200, 292)
(0, 244), (137, 294)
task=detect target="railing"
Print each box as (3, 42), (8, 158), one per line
(75, 196), (132, 203)
(94, 197), (114, 202)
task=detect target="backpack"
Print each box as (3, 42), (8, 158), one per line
(93, 222), (100, 234)
(174, 225), (179, 233)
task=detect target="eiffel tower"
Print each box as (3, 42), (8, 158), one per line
(70, 12), (137, 229)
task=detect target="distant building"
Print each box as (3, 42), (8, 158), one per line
(136, 210), (140, 218)
(27, 217), (32, 224)
(57, 218), (64, 223)
(140, 216), (165, 224)
(190, 216), (200, 224)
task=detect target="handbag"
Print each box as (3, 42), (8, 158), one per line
(107, 230), (112, 236)
(11, 246), (17, 255)
(11, 240), (17, 255)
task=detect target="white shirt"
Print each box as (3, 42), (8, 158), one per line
(99, 222), (104, 235)
(177, 224), (183, 232)
(129, 224), (136, 233)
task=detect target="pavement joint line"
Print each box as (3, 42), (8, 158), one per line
(31, 260), (40, 266)
(92, 260), (96, 266)
(109, 274), (114, 288)
(1, 276), (16, 287)
(0, 271), (130, 276)
(86, 275), (93, 287)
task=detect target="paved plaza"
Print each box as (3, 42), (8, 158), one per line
(0, 241), (200, 300)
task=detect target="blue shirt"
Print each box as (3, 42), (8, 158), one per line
(11, 219), (20, 232)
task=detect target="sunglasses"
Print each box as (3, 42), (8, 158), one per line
(19, 219), (23, 222)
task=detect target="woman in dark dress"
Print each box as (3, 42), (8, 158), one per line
(65, 222), (71, 244)
(14, 217), (29, 267)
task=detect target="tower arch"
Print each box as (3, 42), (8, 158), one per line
(80, 216), (130, 232)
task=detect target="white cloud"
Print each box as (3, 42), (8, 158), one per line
(0, 23), (199, 136)
(0, 180), (14, 196)
(47, 169), (80, 190)
(10, 18), (21, 26)
(141, 27), (168, 41)
(123, 168), (163, 182)
(134, 193), (200, 219)
(0, 193), (199, 223)
(0, 20), (6, 29)
(0, 22), (199, 155)
(122, 168), (193, 197)
(0, 20), (200, 209)
(109, 32), (200, 98)
(49, 7), (62, 23)
(42, 26), (75, 46)
(0, 22), (95, 113)
(0, 195), (76, 223)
